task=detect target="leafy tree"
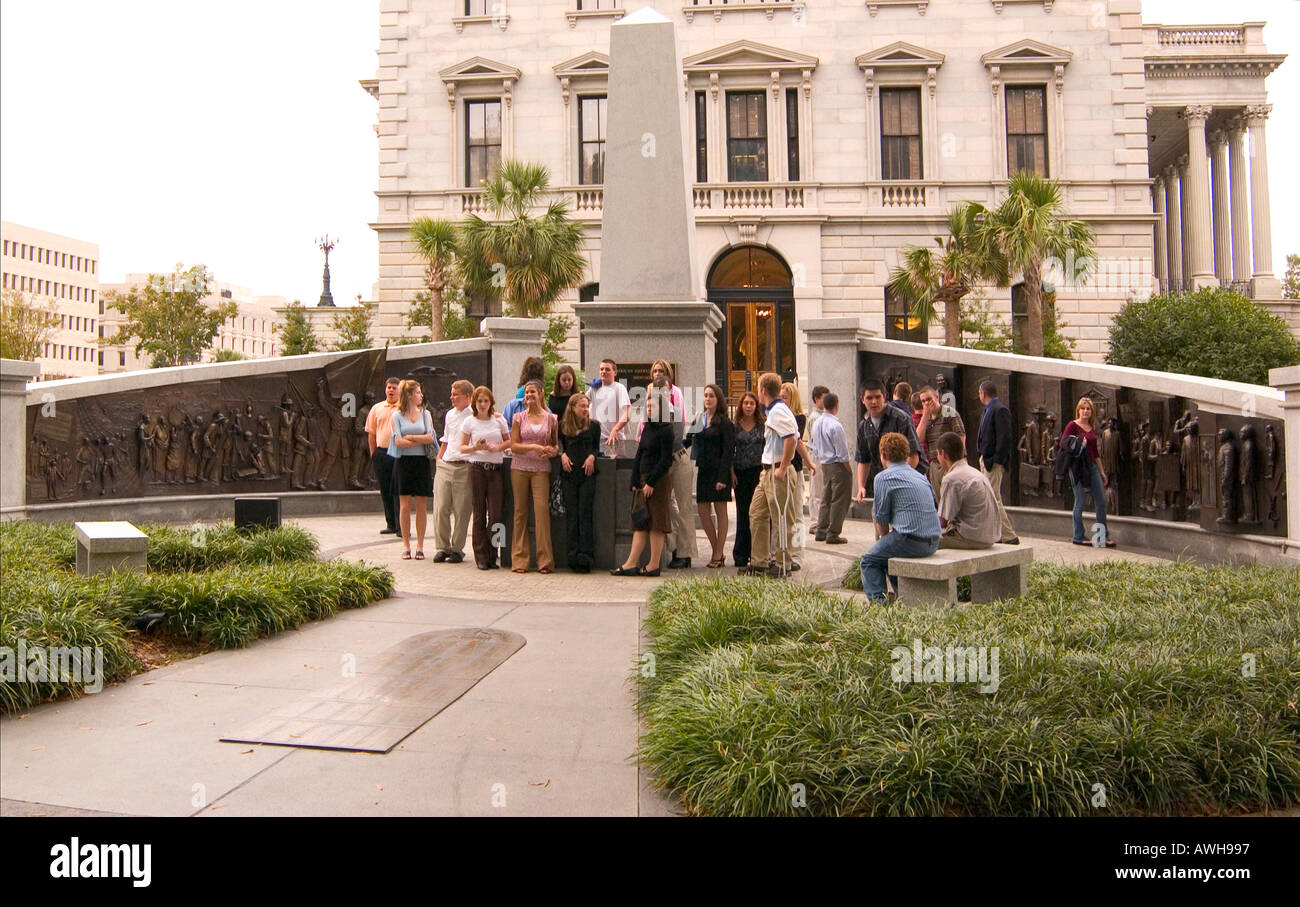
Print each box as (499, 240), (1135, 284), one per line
(330, 300), (374, 351)
(1107, 287), (1300, 385)
(986, 173), (1096, 357)
(279, 300), (320, 356)
(541, 314), (583, 391)
(889, 203), (1009, 347)
(0, 289), (60, 361)
(402, 287), (474, 344)
(958, 294), (1013, 353)
(459, 160), (587, 318)
(410, 218), (459, 342)
(213, 348), (246, 362)
(1283, 253), (1299, 300)
(103, 265), (237, 368)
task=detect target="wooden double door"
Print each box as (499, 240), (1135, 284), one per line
(723, 300), (795, 400)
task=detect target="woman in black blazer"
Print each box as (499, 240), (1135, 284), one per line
(685, 384), (735, 568)
(612, 387), (674, 577)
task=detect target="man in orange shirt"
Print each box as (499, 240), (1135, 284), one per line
(365, 377), (402, 535)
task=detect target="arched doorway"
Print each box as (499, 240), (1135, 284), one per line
(707, 246), (795, 398)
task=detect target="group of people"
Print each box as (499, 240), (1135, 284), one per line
(858, 380), (1115, 602)
(362, 362), (1116, 594)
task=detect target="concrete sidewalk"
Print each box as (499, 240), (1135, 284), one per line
(0, 513), (1166, 817)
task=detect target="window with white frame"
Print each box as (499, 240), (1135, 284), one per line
(980, 39), (1071, 180)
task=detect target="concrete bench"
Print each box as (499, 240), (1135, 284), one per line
(74, 521), (149, 576)
(888, 543), (1033, 608)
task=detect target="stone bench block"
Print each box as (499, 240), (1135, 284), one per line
(889, 543), (1033, 607)
(74, 521), (149, 577)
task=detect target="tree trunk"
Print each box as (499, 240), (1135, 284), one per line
(1024, 261), (1045, 358)
(428, 265), (444, 343)
(940, 288), (964, 348)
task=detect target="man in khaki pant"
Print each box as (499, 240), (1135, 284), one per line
(744, 373), (800, 577)
(432, 380), (475, 563)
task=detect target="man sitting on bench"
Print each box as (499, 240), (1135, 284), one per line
(858, 432), (940, 603)
(934, 431), (1002, 550)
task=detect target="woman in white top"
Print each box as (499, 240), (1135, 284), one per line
(459, 385), (512, 570)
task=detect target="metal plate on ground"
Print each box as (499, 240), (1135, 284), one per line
(221, 627), (526, 753)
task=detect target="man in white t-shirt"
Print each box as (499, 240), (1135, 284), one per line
(431, 380), (474, 563)
(587, 358), (631, 457)
(745, 372), (800, 577)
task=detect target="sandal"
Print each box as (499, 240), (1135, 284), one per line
(401, 551), (412, 560)
(414, 551), (425, 560)
(707, 557), (724, 568)
(512, 567), (527, 574)
(539, 567), (553, 574)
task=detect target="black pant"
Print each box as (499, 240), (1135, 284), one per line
(562, 470), (596, 568)
(469, 463), (504, 567)
(372, 450), (398, 530)
(733, 465), (761, 565)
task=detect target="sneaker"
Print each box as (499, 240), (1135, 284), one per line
(432, 551), (449, 563)
(825, 536), (848, 545)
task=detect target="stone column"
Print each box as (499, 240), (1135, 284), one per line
(805, 317), (876, 444)
(1153, 176), (1167, 282)
(1177, 155), (1191, 286)
(1228, 119), (1252, 283)
(1246, 104), (1279, 297)
(0, 358), (39, 514)
(1210, 130), (1231, 284)
(1270, 364), (1300, 552)
(1164, 165), (1182, 289)
(482, 317), (546, 414)
(1183, 106), (1215, 288)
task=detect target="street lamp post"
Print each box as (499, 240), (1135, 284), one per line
(316, 234), (338, 307)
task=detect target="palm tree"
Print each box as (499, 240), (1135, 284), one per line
(986, 172), (1095, 357)
(409, 217), (458, 342)
(459, 160), (587, 319)
(889, 202), (1008, 347)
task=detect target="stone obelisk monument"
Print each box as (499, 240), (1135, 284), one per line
(573, 7), (723, 402)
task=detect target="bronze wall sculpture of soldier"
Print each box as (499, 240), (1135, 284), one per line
(314, 376), (353, 489)
(1216, 428), (1236, 524)
(1239, 424), (1258, 524)
(1180, 417), (1200, 509)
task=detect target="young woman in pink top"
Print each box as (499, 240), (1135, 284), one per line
(509, 380), (559, 573)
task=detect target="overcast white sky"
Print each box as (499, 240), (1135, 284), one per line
(1, 0), (1296, 303)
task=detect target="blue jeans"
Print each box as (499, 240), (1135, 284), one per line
(860, 531), (940, 602)
(1072, 459), (1109, 544)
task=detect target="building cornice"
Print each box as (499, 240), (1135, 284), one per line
(1144, 54), (1286, 79)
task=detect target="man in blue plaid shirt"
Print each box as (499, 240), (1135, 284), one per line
(859, 431), (940, 602)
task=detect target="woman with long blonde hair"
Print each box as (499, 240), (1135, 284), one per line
(779, 382), (817, 568)
(1061, 395), (1115, 548)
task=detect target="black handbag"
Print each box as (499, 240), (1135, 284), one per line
(631, 490), (651, 531)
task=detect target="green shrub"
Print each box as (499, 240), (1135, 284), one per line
(1107, 287), (1300, 385)
(640, 563), (1300, 816)
(0, 521), (392, 713)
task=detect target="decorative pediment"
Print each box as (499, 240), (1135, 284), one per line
(856, 42), (946, 70)
(682, 40), (819, 74)
(439, 57), (523, 84)
(553, 51), (610, 81)
(981, 39), (1073, 69)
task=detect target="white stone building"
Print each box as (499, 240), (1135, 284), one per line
(0, 221), (101, 381)
(363, 0), (1288, 381)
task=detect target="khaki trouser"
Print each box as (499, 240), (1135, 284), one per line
(666, 449), (698, 559)
(432, 459), (473, 553)
(816, 461), (852, 538)
(980, 462), (1018, 542)
(750, 467), (798, 571)
(510, 469), (554, 571)
(939, 526), (994, 550)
